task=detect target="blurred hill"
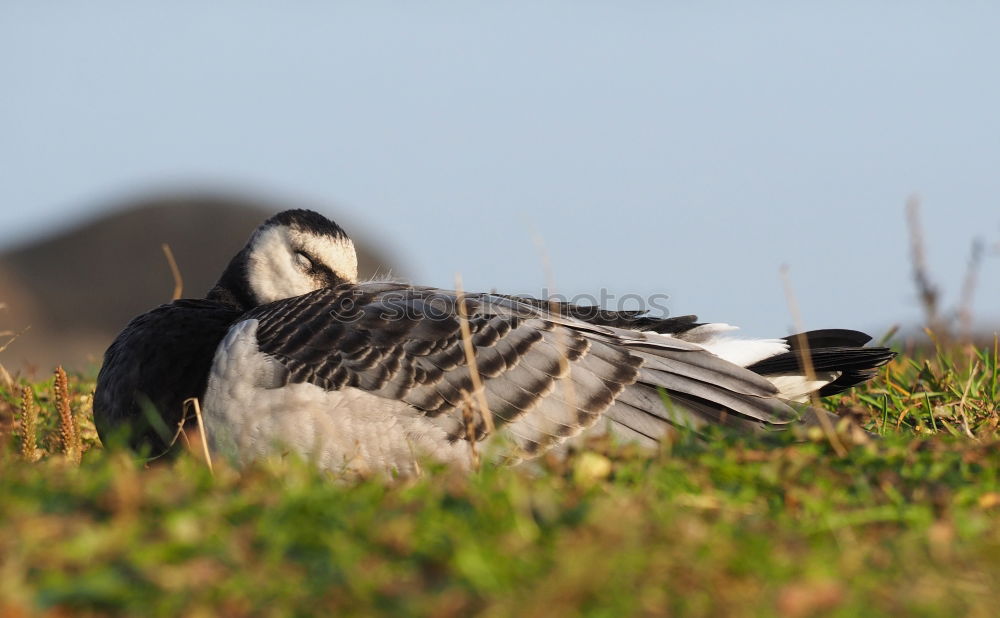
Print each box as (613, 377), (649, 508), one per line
(0, 193), (399, 374)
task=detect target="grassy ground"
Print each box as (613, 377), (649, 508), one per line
(1, 340), (998, 617)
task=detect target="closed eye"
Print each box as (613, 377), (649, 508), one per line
(294, 251), (314, 271)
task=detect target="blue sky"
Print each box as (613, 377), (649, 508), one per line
(2, 2), (998, 337)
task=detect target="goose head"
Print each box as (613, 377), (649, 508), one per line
(208, 209), (358, 310)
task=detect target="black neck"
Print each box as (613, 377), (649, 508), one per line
(206, 246), (257, 312)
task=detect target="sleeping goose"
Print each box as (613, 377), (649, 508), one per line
(93, 209), (895, 476)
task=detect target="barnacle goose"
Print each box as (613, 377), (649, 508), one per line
(94, 209), (895, 476)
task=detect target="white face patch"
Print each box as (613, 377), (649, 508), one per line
(294, 229), (358, 283)
(245, 225), (358, 304)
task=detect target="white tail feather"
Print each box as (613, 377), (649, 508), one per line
(657, 323), (843, 402)
(659, 323), (789, 367)
(766, 372), (842, 403)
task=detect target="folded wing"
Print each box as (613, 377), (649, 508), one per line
(240, 282), (816, 463)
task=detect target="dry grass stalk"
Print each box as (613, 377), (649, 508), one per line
(454, 274), (495, 438)
(781, 265), (848, 456)
(182, 397), (214, 475)
(956, 362), (978, 439)
(532, 230), (579, 417)
(161, 243), (184, 301)
(18, 385), (39, 462)
(459, 393), (480, 469)
(0, 363), (13, 390)
(53, 366), (82, 464)
(144, 403), (192, 463)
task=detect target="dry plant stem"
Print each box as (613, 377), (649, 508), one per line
(459, 393), (480, 469)
(957, 363), (978, 439)
(53, 367), (81, 464)
(781, 266), (848, 456)
(183, 397), (214, 475)
(145, 404), (195, 463)
(532, 230), (578, 415)
(454, 274), (495, 437)
(956, 238), (984, 343)
(0, 325), (31, 355)
(994, 334), (999, 404)
(0, 363), (13, 390)
(18, 385), (38, 461)
(905, 196), (944, 336)
(161, 243), (184, 301)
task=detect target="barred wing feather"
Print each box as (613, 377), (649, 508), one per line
(239, 282), (806, 463)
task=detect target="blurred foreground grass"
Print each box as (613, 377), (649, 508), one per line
(1, 340), (998, 617)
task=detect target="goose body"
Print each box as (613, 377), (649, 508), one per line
(94, 210), (894, 476)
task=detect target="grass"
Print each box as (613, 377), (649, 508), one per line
(0, 339), (998, 617)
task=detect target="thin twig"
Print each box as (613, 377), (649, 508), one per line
(161, 243), (184, 301)
(956, 238), (984, 343)
(905, 196), (944, 335)
(0, 325), (31, 355)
